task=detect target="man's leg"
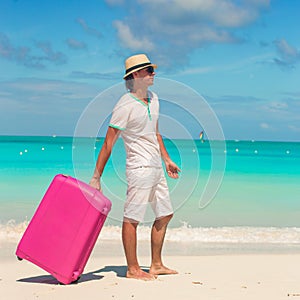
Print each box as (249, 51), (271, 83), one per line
(149, 214), (178, 275)
(122, 218), (156, 280)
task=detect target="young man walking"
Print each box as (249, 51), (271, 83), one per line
(90, 54), (180, 280)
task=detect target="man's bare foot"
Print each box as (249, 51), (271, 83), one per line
(126, 268), (157, 281)
(149, 264), (178, 276)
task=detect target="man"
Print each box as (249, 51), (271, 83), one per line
(90, 54), (180, 281)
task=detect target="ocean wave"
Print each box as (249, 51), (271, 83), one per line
(1, 220), (300, 245)
(0, 220), (29, 244)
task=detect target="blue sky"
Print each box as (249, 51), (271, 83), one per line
(0, 0), (299, 141)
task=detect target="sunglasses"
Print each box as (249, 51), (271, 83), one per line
(143, 66), (154, 74)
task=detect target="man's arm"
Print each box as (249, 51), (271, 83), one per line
(156, 129), (181, 179)
(90, 126), (120, 190)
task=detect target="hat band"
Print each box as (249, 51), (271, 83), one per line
(125, 62), (151, 74)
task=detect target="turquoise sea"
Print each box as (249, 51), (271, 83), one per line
(1, 136), (300, 252)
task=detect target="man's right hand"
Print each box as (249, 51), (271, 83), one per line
(89, 177), (101, 191)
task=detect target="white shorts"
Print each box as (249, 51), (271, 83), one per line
(124, 167), (173, 222)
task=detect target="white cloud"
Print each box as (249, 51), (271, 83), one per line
(267, 101), (288, 111)
(111, 0), (270, 68)
(177, 66), (216, 76)
(273, 39), (300, 69)
(76, 18), (102, 39)
(165, 0), (260, 27)
(260, 122), (271, 129)
(0, 32), (67, 69)
(276, 39), (298, 58)
(0, 78), (102, 135)
(66, 38), (87, 50)
(113, 20), (155, 51)
(177, 53), (273, 76)
(288, 125), (300, 133)
(138, 0), (270, 28)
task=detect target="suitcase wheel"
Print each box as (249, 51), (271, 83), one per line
(17, 256), (23, 261)
(58, 277), (81, 285)
(71, 276), (81, 284)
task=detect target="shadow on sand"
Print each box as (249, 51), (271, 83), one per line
(17, 265), (150, 285)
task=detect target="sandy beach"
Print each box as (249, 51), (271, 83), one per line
(1, 240), (300, 300)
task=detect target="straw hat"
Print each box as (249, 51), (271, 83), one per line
(123, 54), (157, 79)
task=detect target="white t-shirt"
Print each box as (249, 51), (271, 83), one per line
(109, 91), (162, 169)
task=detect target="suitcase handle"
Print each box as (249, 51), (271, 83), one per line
(60, 174), (111, 215)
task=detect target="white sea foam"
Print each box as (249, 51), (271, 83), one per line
(1, 220), (300, 245)
(0, 220), (29, 244)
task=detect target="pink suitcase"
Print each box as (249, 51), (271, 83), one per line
(16, 174), (112, 284)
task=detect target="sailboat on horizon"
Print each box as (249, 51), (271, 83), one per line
(199, 131), (205, 143)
